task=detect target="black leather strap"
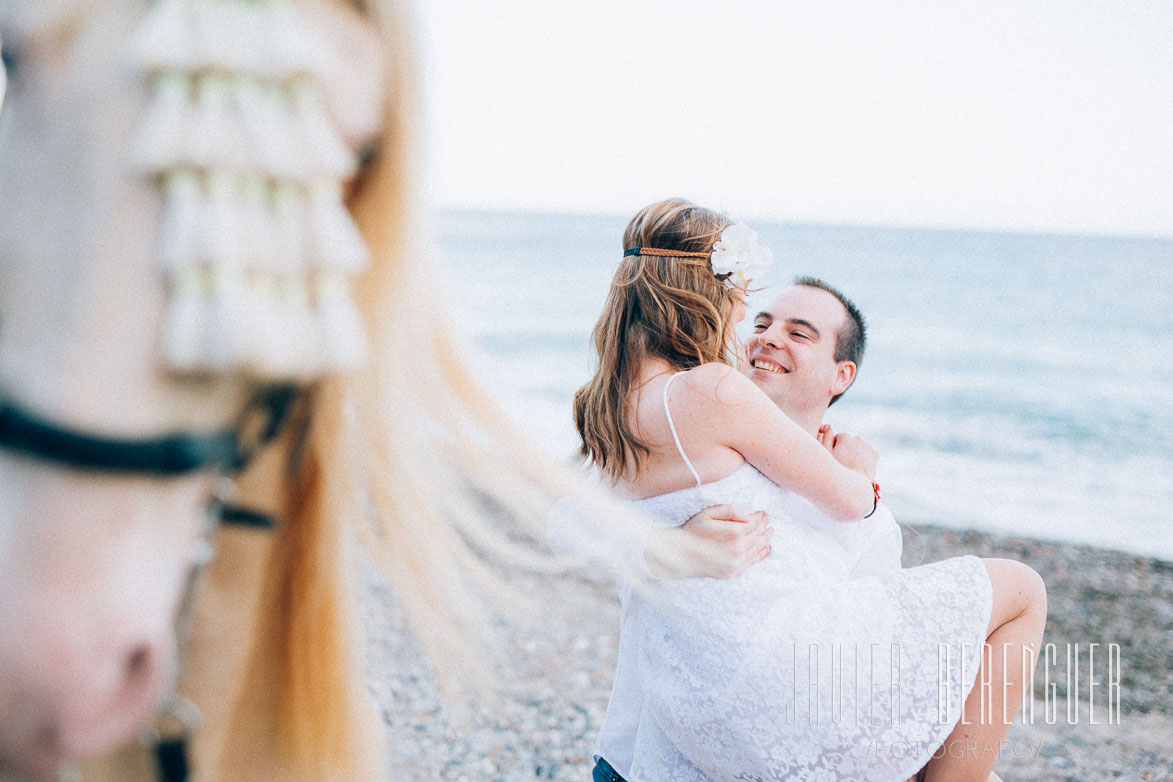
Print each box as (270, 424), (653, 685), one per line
(0, 384), (297, 477)
(0, 400), (238, 475)
(218, 503), (276, 530)
(154, 738), (191, 782)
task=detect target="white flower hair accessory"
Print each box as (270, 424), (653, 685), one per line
(710, 224), (773, 286)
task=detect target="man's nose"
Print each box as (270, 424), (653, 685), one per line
(755, 323), (784, 349)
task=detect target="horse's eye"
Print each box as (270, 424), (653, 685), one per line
(1, 44), (19, 80)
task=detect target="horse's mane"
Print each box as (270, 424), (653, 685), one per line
(220, 2), (571, 777)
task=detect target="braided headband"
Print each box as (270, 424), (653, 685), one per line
(623, 247), (711, 258)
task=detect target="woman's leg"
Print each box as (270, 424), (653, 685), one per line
(923, 558), (1047, 782)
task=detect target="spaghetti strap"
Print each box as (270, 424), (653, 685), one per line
(663, 371), (702, 488)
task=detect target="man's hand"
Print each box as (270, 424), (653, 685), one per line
(817, 424), (879, 480)
(645, 504), (773, 580)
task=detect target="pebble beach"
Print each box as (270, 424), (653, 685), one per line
(361, 524), (1173, 781)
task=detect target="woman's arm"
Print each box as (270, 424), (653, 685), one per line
(677, 363), (877, 521)
(549, 495), (774, 579)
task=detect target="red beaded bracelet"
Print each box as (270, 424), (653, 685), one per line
(863, 481), (881, 519)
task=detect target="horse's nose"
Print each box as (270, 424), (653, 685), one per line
(59, 638), (171, 760)
(0, 464), (212, 774)
(0, 636), (172, 776)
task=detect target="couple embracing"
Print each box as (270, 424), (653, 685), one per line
(551, 199), (1047, 782)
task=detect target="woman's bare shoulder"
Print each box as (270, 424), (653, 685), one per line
(674, 363), (760, 407)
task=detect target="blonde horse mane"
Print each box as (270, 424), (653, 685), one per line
(266, 6), (633, 778)
(173, 1), (581, 779)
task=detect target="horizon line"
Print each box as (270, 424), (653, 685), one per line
(432, 204), (1173, 244)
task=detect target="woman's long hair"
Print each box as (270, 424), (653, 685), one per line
(573, 198), (740, 484)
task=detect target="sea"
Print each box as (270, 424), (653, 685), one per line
(433, 210), (1173, 562)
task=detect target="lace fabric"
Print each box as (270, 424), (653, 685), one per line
(622, 464), (993, 782)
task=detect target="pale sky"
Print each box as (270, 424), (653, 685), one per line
(418, 0), (1172, 238)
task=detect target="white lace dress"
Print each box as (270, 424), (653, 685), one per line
(623, 377), (994, 782)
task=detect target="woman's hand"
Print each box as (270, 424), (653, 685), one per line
(645, 504), (773, 580)
(817, 424), (878, 480)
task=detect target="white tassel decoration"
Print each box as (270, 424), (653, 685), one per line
(237, 80), (307, 181)
(198, 0), (266, 76)
(131, 0), (371, 381)
(162, 265), (209, 372)
(304, 179), (368, 272)
(157, 170), (204, 271)
(276, 276), (322, 378)
(187, 0), (244, 73)
(201, 265), (248, 371)
(232, 77), (279, 179)
(128, 0), (197, 73)
(132, 72), (193, 174)
(262, 290), (296, 376)
(200, 169), (247, 268)
(187, 75), (246, 171)
(267, 0), (333, 79)
(248, 272), (284, 375)
(289, 81), (356, 179)
(240, 175), (280, 272)
(270, 182), (308, 276)
(316, 270), (368, 371)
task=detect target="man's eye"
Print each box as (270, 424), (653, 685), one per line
(791, 332), (808, 340)
(752, 323), (767, 331)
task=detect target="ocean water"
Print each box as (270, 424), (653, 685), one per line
(434, 210), (1173, 561)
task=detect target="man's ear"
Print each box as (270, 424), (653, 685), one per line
(831, 361), (857, 396)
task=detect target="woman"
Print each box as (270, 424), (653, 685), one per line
(573, 198), (1047, 782)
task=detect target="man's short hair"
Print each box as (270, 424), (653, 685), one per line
(792, 276), (866, 406)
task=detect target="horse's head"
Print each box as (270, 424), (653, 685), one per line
(0, 1), (386, 775)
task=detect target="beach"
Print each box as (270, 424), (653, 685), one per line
(362, 524), (1173, 781)
(366, 209), (1173, 780)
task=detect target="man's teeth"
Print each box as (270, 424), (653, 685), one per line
(753, 360), (785, 374)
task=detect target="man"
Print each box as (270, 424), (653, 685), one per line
(750, 275), (866, 427)
(549, 276), (903, 782)
(636, 275), (899, 581)
(731, 275), (900, 573)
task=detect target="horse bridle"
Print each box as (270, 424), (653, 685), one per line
(0, 383), (300, 782)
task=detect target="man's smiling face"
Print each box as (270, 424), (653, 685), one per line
(746, 285), (855, 420)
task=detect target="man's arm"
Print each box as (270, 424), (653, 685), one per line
(817, 424), (903, 574)
(547, 494), (656, 578)
(646, 505), (773, 580)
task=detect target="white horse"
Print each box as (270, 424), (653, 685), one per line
(0, 2), (566, 779)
